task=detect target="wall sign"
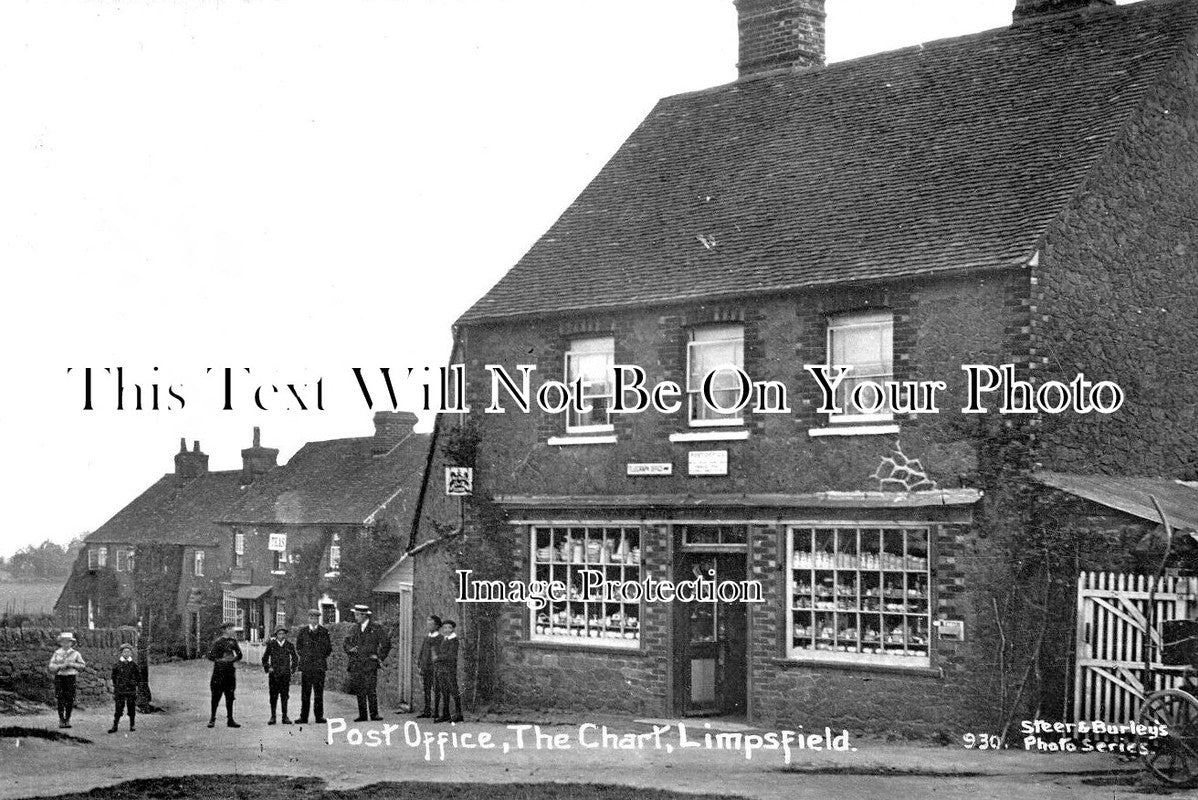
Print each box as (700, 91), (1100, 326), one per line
(445, 466), (474, 496)
(935, 619), (965, 641)
(688, 450), (728, 476)
(627, 462), (672, 476)
(267, 532), (287, 552)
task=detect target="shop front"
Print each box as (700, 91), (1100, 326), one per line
(496, 491), (981, 731)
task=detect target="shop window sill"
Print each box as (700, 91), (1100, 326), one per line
(518, 638), (646, 655)
(766, 657), (942, 678)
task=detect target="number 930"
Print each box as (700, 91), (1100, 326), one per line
(962, 733), (1002, 749)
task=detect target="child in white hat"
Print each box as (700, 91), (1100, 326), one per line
(48, 632), (86, 728)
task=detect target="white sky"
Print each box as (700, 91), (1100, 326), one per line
(0, 1), (1136, 556)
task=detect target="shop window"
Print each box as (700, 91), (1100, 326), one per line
(530, 525), (641, 648)
(687, 325), (744, 426)
(826, 311), (893, 421)
(565, 337), (615, 433)
(788, 525), (931, 667)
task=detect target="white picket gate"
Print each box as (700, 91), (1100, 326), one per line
(1073, 571), (1198, 725)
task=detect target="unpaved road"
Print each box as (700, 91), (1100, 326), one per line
(0, 661), (1176, 799)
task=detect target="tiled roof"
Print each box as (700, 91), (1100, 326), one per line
(219, 433), (431, 525)
(86, 471), (245, 547)
(459, 0), (1198, 324)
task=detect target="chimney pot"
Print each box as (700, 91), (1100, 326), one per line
(735, 0), (826, 80)
(175, 438), (209, 479)
(241, 427), (278, 483)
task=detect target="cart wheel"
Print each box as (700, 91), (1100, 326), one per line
(1138, 689), (1198, 787)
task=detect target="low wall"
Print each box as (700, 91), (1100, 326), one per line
(0, 627), (138, 706)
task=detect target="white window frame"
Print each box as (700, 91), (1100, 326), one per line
(327, 533), (341, 573)
(275, 598), (287, 630)
(529, 524), (642, 650)
(686, 325), (745, 427)
(88, 546), (108, 570)
(234, 531), (245, 568)
(564, 336), (615, 434)
(222, 589), (239, 626)
(786, 523), (932, 669)
(114, 548), (130, 572)
(826, 311), (894, 424)
(193, 549), (205, 577)
(272, 549), (287, 574)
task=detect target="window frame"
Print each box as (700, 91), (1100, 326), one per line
(686, 325), (745, 428)
(233, 531), (245, 568)
(88, 546), (108, 570)
(564, 336), (616, 435)
(114, 547), (130, 573)
(193, 549), (205, 577)
(327, 533), (341, 573)
(825, 311), (894, 424)
(785, 523), (933, 669)
(529, 524), (643, 650)
(272, 549), (287, 574)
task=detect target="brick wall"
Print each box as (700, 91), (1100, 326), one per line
(0, 627), (138, 706)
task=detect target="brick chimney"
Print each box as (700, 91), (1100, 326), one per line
(174, 438), (208, 479)
(240, 426), (278, 482)
(372, 411), (418, 454)
(1012, 0), (1114, 23)
(735, 0), (825, 80)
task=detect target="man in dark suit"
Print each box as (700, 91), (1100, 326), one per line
(262, 625), (299, 725)
(432, 619), (463, 723)
(415, 614), (442, 718)
(344, 604), (391, 722)
(207, 622), (242, 728)
(295, 608), (332, 724)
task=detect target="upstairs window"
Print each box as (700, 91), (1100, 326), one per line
(827, 311), (893, 422)
(272, 549), (287, 573)
(565, 336), (615, 433)
(687, 325), (744, 426)
(88, 546), (108, 570)
(233, 531), (245, 568)
(115, 548), (131, 572)
(193, 550), (205, 577)
(328, 534), (342, 573)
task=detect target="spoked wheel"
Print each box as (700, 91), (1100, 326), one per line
(1139, 689), (1198, 787)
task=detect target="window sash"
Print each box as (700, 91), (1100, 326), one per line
(827, 313), (894, 421)
(529, 525), (641, 649)
(786, 525), (931, 668)
(194, 550), (205, 577)
(88, 547), (107, 569)
(686, 327), (744, 426)
(565, 338), (615, 433)
(115, 548), (129, 572)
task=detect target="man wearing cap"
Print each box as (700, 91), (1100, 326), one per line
(206, 621), (243, 728)
(110, 642), (140, 733)
(48, 631), (86, 729)
(262, 625), (299, 725)
(295, 608), (332, 724)
(344, 604), (390, 722)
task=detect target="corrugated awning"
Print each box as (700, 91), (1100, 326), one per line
(228, 585), (272, 600)
(1034, 471), (1198, 533)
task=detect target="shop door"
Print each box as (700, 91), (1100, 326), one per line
(673, 552), (747, 717)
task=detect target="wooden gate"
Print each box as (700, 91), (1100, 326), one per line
(1074, 571), (1198, 725)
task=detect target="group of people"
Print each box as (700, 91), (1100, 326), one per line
(48, 604), (463, 733)
(416, 614), (463, 724)
(48, 631), (140, 734)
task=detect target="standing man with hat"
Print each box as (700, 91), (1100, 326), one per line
(295, 608), (332, 724)
(262, 625), (299, 725)
(48, 631), (86, 729)
(206, 621), (242, 728)
(344, 604), (390, 722)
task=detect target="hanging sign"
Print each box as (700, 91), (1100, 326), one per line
(445, 466), (474, 496)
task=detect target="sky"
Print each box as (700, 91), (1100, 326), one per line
(0, 0), (1136, 557)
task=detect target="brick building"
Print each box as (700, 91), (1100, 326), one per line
(414, 0), (1198, 735)
(216, 412), (431, 699)
(55, 437), (261, 657)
